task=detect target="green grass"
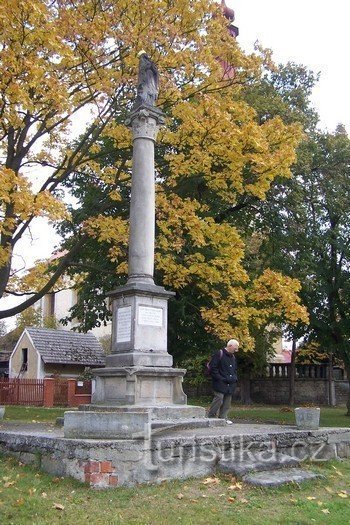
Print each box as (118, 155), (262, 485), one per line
(2, 404), (349, 428)
(187, 398), (349, 428)
(0, 454), (349, 524)
(228, 406), (350, 428)
(2, 406), (69, 422)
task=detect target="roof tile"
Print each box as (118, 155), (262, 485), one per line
(25, 327), (105, 366)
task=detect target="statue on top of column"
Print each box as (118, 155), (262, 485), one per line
(134, 51), (159, 108)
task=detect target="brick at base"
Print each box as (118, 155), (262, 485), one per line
(83, 460), (118, 488)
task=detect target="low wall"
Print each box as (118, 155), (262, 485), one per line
(183, 379), (349, 406)
(250, 379), (348, 406)
(1, 424), (349, 488)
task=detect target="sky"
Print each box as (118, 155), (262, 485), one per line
(231, 0), (350, 133)
(2, 0), (350, 328)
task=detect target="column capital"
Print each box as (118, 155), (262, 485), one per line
(126, 105), (165, 140)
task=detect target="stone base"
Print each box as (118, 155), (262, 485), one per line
(64, 410), (150, 439)
(64, 405), (216, 439)
(64, 403), (208, 439)
(79, 403), (206, 420)
(1, 423), (350, 488)
(242, 468), (322, 487)
(92, 366), (187, 406)
(105, 352), (173, 368)
(295, 407), (320, 430)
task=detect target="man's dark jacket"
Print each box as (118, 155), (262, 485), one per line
(210, 348), (237, 394)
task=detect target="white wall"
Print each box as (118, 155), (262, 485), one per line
(39, 289), (111, 339)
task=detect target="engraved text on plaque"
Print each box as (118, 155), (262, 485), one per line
(116, 306), (132, 342)
(138, 306), (163, 327)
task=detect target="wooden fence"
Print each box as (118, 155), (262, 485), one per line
(0, 378), (92, 407)
(0, 378), (44, 406)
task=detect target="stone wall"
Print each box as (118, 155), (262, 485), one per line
(183, 379), (349, 406)
(335, 381), (349, 406)
(1, 424), (350, 488)
(250, 379), (328, 405)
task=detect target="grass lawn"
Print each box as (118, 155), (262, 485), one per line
(2, 406), (69, 422)
(229, 406), (350, 428)
(1, 404), (349, 428)
(0, 454), (349, 525)
(189, 398), (350, 428)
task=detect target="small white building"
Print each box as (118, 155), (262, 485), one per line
(9, 327), (105, 379)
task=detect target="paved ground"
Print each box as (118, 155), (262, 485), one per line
(0, 419), (348, 440)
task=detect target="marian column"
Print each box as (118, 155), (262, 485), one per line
(64, 54), (216, 438)
(101, 52), (174, 371)
(89, 53), (198, 412)
(127, 53), (164, 285)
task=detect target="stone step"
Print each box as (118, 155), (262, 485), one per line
(242, 467), (322, 487)
(218, 453), (300, 476)
(151, 417), (226, 434)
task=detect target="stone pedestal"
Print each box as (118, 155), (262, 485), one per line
(90, 280), (189, 410)
(105, 282), (174, 368)
(93, 366), (186, 406)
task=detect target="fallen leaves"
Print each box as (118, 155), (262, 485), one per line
(229, 482), (243, 491)
(202, 477), (220, 486)
(3, 481), (15, 488)
(337, 492), (348, 498)
(53, 503), (65, 511)
(321, 509), (330, 515)
(331, 466), (343, 477)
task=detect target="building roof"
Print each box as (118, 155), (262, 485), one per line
(25, 327), (105, 366)
(0, 351), (11, 363)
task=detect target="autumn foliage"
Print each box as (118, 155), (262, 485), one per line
(0, 0), (308, 348)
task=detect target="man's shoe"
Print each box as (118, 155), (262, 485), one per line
(226, 419), (233, 425)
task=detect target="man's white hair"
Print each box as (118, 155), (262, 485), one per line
(227, 339), (239, 348)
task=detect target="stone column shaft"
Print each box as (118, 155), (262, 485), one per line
(127, 106), (164, 284)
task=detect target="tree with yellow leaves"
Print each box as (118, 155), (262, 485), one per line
(1, 0), (307, 354)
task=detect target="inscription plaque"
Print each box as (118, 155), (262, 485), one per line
(138, 306), (163, 327)
(116, 306), (132, 342)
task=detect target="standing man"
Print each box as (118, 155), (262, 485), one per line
(208, 339), (239, 424)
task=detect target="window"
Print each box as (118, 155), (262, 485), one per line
(21, 348), (28, 371)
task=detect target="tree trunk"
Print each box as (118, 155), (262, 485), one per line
(346, 366), (350, 416)
(288, 339), (296, 406)
(327, 351), (336, 407)
(240, 377), (252, 405)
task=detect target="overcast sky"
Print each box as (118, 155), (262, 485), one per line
(231, 0), (350, 132)
(2, 1), (349, 328)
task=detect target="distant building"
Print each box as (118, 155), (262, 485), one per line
(219, 0), (239, 79)
(39, 288), (111, 339)
(0, 351), (10, 377)
(9, 327), (105, 379)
